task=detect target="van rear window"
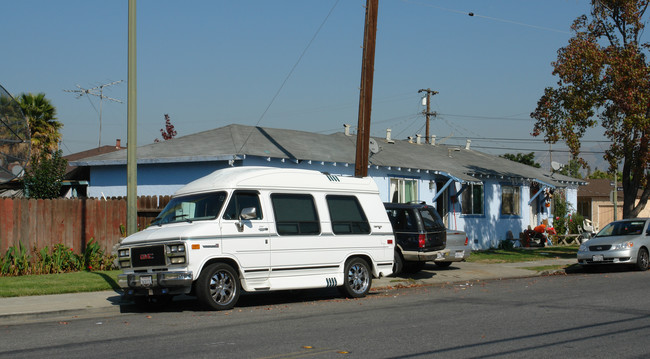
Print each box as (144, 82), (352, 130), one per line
(271, 194), (320, 235)
(326, 195), (370, 234)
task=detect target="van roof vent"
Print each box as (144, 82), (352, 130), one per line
(325, 174), (340, 182)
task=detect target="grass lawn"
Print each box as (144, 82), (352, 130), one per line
(467, 245), (579, 263)
(0, 270), (121, 298)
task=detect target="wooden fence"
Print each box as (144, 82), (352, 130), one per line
(0, 196), (170, 255)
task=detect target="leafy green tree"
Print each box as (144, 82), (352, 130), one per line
(500, 152), (541, 168)
(588, 169), (622, 182)
(17, 93), (62, 159)
(24, 150), (67, 199)
(531, 0), (650, 218)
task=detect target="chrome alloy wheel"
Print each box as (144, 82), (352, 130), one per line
(209, 270), (236, 305)
(347, 262), (370, 295)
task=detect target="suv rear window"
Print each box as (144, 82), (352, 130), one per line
(419, 208), (445, 231)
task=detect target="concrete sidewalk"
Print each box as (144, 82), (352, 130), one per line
(0, 258), (575, 324)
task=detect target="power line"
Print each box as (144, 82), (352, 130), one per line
(238, 0), (341, 154)
(400, 0), (571, 34)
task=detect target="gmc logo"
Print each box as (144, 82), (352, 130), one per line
(140, 253), (154, 260)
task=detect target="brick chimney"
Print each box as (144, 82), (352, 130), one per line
(116, 139), (121, 148)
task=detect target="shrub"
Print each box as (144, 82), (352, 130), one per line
(1, 242), (32, 276)
(0, 240), (117, 277)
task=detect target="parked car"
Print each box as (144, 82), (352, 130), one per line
(434, 230), (470, 267)
(577, 218), (650, 271)
(384, 202), (447, 274)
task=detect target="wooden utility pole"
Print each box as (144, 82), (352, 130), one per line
(355, 0), (378, 178)
(127, 0), (138, 235)
(418, 88), (438, 144)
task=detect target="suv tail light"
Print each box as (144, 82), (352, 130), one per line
(418, 234), (426, 248)
(465, 236), (469, 246)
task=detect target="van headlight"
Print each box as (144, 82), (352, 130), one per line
(117, 248), (131, 268)
(166, 243), (187, 265)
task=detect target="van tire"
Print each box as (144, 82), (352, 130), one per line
(196, 263), (240, 310)
(340, 257), (372, 298)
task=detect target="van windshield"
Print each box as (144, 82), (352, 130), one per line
(151, 191), (227, 226)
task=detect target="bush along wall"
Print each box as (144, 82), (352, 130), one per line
(0, 239), (117, 277)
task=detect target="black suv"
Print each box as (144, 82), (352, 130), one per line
(384, 202), (447, 274)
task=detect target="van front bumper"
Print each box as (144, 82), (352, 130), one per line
(118, 271), (194, 295)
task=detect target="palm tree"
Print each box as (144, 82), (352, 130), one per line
(17, 93), (62, 159)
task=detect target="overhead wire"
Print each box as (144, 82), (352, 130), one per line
(400, 0), (571, 34)
(237, 0), (341, 154)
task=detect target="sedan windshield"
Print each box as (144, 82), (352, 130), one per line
(151, 191), (227, 226)
(596, 221), (646, 237)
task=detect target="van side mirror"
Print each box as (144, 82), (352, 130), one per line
(236, 207), (257, 232)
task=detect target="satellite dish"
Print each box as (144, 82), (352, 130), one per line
(551, 161), (564, 171)
(369, 138), (379, 154)
(0, 84), (31, 184)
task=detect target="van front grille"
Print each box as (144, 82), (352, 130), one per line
(131, 245), (166, 267)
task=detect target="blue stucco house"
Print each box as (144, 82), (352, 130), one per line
(70, 124), (584, 249)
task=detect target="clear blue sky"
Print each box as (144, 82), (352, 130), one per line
(1, 0), (607, 171)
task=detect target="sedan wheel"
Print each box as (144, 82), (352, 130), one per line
(635, 248), (649, 271)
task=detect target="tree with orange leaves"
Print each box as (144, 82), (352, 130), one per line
(531, 0), (650, 218)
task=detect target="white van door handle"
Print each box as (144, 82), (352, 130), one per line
(259, 226), (269, 231)
(374, 225), (383, 229)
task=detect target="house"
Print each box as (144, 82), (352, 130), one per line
(70, 124), (584, 249)
(577, 178), (650, 231)
(62, 139), (126, 197)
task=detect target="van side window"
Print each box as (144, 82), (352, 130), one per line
(223, 191), (263, 220)
(271, 194), (320, 235)
(326, 195), (370, 234)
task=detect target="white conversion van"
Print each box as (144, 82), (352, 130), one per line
(117, 166), (394, 310)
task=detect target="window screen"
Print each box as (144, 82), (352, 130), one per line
(326, 195), (370, 234)
(271, 194), (320, 235)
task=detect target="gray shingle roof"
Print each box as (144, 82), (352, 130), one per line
(70, 124), (584, 188)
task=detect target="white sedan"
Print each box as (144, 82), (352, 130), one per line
(577, 218), (650, 271)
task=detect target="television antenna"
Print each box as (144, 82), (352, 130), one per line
(64, 80), (123, 147)
(0, 84), (31, 184)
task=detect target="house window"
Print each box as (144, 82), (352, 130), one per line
(501, 185), (521, 216)
(390, 178), (418, 203)
(271, 193), (320, 235)
(461, 183), (484, 215)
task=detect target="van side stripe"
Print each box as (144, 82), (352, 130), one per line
(271, 265), (339, 272)
(243, 268), (270, 273)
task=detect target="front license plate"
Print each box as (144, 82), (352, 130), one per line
(592, 255), (604, 262)
(140, 275), (153, 286)
(454, 251), (464, 259)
